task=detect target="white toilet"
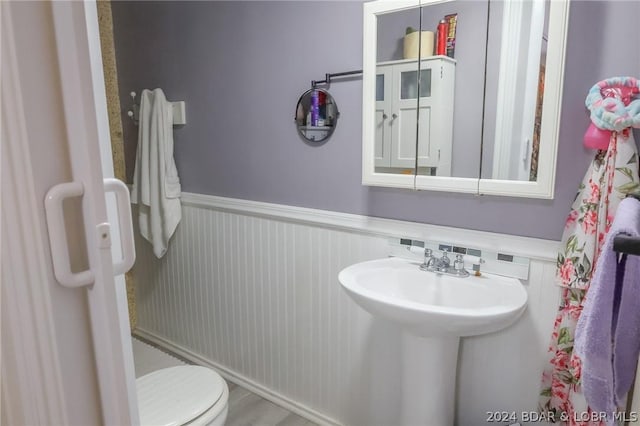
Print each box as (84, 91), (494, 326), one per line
(136, 365), (229, 426)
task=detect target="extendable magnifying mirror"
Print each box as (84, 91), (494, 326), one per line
(294, 88), (340, 143)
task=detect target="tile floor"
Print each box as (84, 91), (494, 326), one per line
(132, 337), (314, 426)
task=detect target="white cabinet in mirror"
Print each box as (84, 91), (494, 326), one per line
(362, 0), (570, 198)
(375, 57), (455, 176)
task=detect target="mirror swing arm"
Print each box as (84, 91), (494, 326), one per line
(362, 0), (570, 199)
(311, 69), (363, 89)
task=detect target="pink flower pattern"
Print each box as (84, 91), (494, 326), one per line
(559, 258), (574, 286)
(586, 181), (600, 204)
(566, 210), (579, 229)
(580, 209), (598, 235)
(539, 133), (640, 424)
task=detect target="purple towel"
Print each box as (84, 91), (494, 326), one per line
(575, 197), (640, 420)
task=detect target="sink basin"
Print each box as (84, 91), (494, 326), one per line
(339, 256), (528, 425)
(338, 256), (527, 337)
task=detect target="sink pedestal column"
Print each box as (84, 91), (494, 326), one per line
(401, 333), (459, 426)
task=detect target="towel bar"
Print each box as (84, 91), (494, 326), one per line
(612, 194), (640, 256)
(613, 233), (640, 256)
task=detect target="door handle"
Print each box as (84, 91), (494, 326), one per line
(45, 182), (95, 288)
(44, 179), (136, 288)
(104, 178), (135, 275)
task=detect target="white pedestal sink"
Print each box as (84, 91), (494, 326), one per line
(338, 257), (528, 426)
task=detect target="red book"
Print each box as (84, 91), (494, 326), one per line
(445, 13), (458, 58)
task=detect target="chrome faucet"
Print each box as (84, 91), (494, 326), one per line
(419, 248), (469, 277)
(436, 249), (451, 271)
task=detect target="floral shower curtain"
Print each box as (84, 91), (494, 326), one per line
(539, 77), (640, 425)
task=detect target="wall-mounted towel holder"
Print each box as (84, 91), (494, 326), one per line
(613, 234), (640, 256)
(613, 193), (640, 256)
(126, 91), (186, 126)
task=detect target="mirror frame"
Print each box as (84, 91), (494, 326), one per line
(362, 0), (570, 199)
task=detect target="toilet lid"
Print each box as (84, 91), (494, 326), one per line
(137, 365), (225, 426)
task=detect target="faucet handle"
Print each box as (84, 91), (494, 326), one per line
(439, 249), (451, 268)
(419, 248), (436, 271)
(453, 254), (469, 276)
(421, 248), (432, 267)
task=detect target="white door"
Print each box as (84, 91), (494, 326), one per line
(375, 67), (392, 167)
(1, 2), (138, 425)
(391, 63), (421, 168)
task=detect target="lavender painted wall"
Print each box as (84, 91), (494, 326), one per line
(112, 0), (640, 241)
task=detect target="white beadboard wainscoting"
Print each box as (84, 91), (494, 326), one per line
(132, 193), (562, 426)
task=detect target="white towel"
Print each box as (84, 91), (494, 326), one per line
(130, 88), (181, 258)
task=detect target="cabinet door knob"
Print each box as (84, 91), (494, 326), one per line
(382, 113), (388, 120)
(392, 113), (398, 120)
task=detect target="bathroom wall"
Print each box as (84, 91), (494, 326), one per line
(112, 1), (640, 241)
(133, 197), (561, 425)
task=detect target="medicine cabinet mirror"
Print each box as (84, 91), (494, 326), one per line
(362, 0), (569, 198)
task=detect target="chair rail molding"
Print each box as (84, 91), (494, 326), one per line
(180, 192), (560, 262)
